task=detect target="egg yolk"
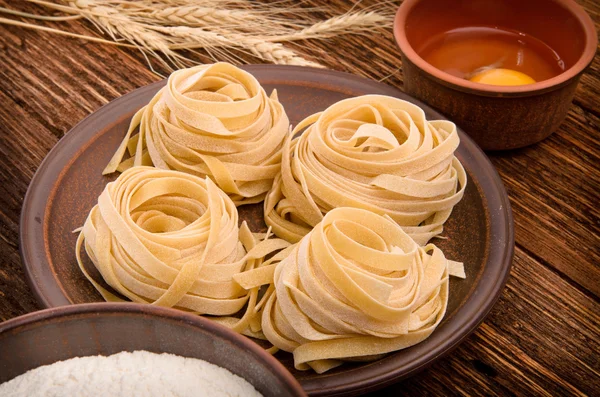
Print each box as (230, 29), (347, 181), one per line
(469, 68), (536, 86)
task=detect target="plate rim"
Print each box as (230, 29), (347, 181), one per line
(19, 64), (514, 395)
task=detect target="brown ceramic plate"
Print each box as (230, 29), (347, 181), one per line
(20, 65), (514, 396)
(0, 303), (305, 397)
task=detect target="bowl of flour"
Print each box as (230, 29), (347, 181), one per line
(0, 303), (306, 397)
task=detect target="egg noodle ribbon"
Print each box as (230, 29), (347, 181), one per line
(76, 166), (290, 336)
(264, 94), (467, 244)
(103, 62), (291, 205)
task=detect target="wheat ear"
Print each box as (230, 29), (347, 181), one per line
(233, 37), (323, 67)
(275, 11), (392, 41)
(163, 26), (323, 68)
(144, 7), (261, 26)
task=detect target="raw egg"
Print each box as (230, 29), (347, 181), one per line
(417, 26), (564, 85)
(469, 68), (536, 86)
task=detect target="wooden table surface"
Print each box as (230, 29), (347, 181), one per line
(0, 0), (598, 395)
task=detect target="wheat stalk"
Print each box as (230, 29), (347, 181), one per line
(0, 7), (82, 21)
(0, 16), (135, 47)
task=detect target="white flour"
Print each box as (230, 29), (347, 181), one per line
(0, 350), (263, 397)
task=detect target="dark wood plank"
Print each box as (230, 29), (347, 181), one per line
(488, 105), (600, 297)
(0, 0), (598, 394)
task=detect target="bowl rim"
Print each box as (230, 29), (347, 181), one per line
(0, 302), (307, 397)
(393, 0), (598, 96)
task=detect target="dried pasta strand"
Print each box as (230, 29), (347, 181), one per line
(76, 166), (290, 333)
(104, 62), (291, 206)
(264, 94), (467, 245)
(258, 207), (465, 372)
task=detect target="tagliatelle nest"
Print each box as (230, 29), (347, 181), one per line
(241, 207), (465, 373)
(76, 166), (290, 336)
(104, 63), (290, 205)
(264, 94), (467, 245)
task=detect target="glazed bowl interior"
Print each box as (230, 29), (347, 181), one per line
(395, 0), (597, 94)
(0, 304), (305, 397)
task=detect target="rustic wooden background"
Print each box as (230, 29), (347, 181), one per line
(0, 0), (598, 395)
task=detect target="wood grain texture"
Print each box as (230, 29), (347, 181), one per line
(0, 0), (598, 395)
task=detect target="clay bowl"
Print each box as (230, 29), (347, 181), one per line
(0, 303), (306, 397)
(393, 0), (597, 150)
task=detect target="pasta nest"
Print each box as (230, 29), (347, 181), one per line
(264, 94), (467, 245)
(104, 62), (290, 205)
(259, 207), (465, 373)
(76, 166), (289, 332)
